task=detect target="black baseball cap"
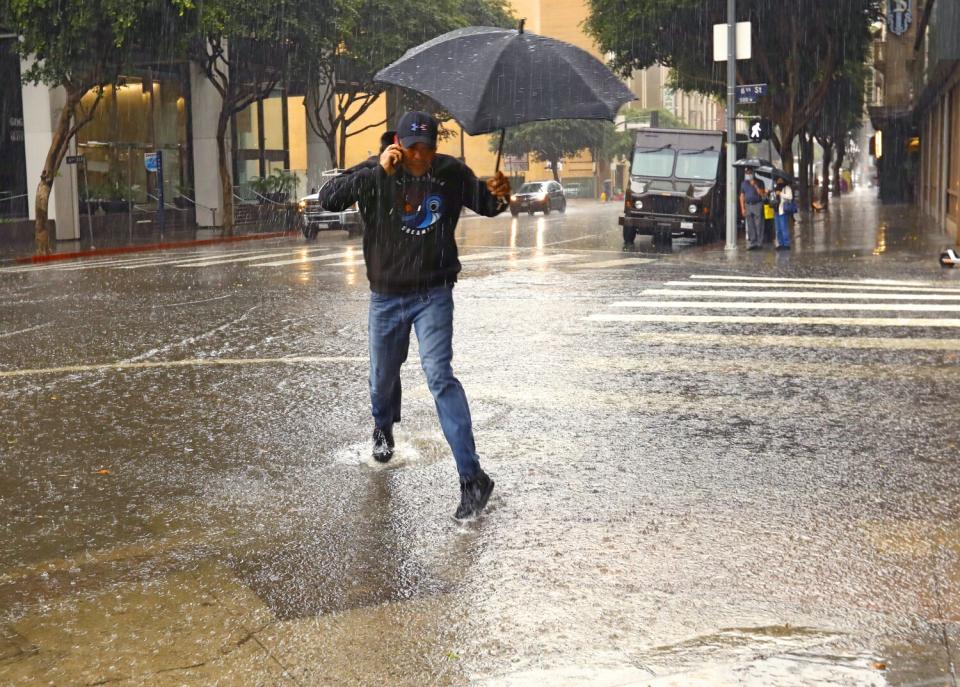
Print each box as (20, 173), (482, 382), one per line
(379, 130), (396, 154)
(397, 111), (438, 148)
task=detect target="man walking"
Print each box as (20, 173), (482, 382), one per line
(739, 166), (766, 250)
(318, 111), (511, 519)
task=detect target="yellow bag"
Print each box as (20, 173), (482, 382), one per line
(763, 203), (775, 220)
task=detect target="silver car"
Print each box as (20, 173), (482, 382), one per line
(296, 169), (364, 239)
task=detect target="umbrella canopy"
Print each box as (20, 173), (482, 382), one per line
(732, 158), (772, 169)
(374, 25), (635, 137)
(760, 165), (795, 183)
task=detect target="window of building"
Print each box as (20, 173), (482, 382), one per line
(76, 68), (191, 209)
(1, 37), (28, 219)
(232, 88), (290, 200)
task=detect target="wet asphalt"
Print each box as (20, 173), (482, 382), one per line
(1, 192), (960, 686)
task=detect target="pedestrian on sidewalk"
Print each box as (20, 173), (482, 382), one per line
(317, 111), (511, 520)
(739, 166), (766, 250)
(773, 176), (793, 250)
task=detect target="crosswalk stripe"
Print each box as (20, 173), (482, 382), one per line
(663, 281), (960, 294)
(252, 250), (357, 267)
(629, 331), (960, 351)
(505, 253), (578, 268)
(612, 300), (960, 313)
(571, 257), (655, 269)
(645, 289), (960, 301)
(689, 274), (944, 288)
(175, 248), (332, 267)
(118, 248), (304, 269)
(458, 251), (516, 262)
(587, 314), (960, 327)
(0, 253), (175, 273)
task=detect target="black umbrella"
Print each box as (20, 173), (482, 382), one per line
(759, 165), (795, 184)
(732, 157), (773, 169)
(374, 22), (635, 171)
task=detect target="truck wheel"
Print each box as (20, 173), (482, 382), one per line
(558, 198), (566, 213)
(622, 225), (637, 245)
(304, 226), (318, 240)
(543, 204), (551, 215)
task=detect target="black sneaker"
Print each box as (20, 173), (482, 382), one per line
(454, 470), (495, 520)
(372, 426), (394, 463)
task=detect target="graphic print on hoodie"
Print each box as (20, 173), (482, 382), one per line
(397, 174), (445, 236)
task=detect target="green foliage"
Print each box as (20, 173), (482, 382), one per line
(8, 0), (191, 90)
(491, 120), (608, 174)
(585, 0), (881, 163)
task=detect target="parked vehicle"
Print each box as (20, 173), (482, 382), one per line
(509, 180), (566, 216)
(563, 181), (587, 198)
(619, 128), (739, 249)
(296, 169), (364, 239)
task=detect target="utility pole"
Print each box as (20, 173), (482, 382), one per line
(725, 0), (737, 251)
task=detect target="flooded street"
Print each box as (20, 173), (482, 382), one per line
(2, 195), (960, 686)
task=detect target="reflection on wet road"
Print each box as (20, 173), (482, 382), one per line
(2, 195), (960, 685)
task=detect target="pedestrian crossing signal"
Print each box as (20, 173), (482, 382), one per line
(748, 118), (772, 142)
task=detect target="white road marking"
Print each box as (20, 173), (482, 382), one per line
(0, 253), (179, 273)
(543, 233), (603, 246)
(689, 274), (945, 288)
(459, 251), (516, 262)
(629, 331), (960, 351)
(587, 314), (960, 328)
(571, 258), (655, 269)
(252, 250), (356, 267)
(664, 280), (960, 294)
(152, 294), (234, 308)
(0, 323), (51, 338)
(614, 300), (960, 312)
(121, 248), (321, 269)
(0, 355), (367, 379)
(175, 248), (331, 267)
(505, 253), (578, 268)
(646, 288), (960, 301)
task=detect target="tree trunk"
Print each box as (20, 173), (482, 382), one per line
(777, 132), (795, 180)
(832, 147), (845, 197)
(34, 89), (81, 254)
(797, 132), (810, 211)
(338, 118), (348, 169)
(550, 158), (560, 182)
(820, 141), (832, 209)
(217, 111), (234, 235)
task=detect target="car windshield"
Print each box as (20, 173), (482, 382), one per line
(518, 183), (547, 193)
(631, 147), (675, 177)
(675, 150), (720, 180)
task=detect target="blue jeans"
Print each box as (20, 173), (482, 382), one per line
(368, 285), (480, 480)
(775, 212), (791, 247)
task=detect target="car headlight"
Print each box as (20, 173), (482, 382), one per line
(510, 195), (518, 201)
(634, 200), (643, 210)
(688, 203), (698, 214)
(298, 200), (307, 212)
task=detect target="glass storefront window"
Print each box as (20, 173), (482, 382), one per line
(76, 69), (190, 209)
(1, 37), (28, 219)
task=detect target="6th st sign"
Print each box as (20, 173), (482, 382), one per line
(736, 83), (768, 105)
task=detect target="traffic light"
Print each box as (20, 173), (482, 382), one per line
(748, 118), (772, 142)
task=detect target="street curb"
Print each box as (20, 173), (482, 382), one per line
(14, 231), (296, 265)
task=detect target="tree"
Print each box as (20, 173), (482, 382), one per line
(585, 0), (881, 208)
(492, 120), (607, 182)
(297, 0), (514, 169)
(188, 0), (315, 234)
(5, 0), (190, 253)
(811, 61), (867, 206)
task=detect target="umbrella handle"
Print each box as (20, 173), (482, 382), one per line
(495, 128), (505, 175)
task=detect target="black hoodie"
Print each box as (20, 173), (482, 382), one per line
(318, 153), (507, 294)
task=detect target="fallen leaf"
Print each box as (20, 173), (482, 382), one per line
(873, 662), (887, 670)
(96, 469), (111, 475)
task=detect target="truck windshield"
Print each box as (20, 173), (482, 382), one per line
(675, 150), (721, 180)
(631, 147), (675, 177)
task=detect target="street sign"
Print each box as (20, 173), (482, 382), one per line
(735, 83), (768, 104)
(748, 118), (773, 142)
(144, 152), (159, 173)
(66, 155), (85, 164)
(713, 22), (751, 61)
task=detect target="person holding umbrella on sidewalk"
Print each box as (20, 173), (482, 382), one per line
(739, 166), (767, 250)
(318, 111), (510, 520)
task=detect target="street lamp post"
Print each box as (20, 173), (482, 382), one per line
(725, 0), (737, 251)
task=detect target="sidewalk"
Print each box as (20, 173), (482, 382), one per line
(0, 223), (296, 265)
